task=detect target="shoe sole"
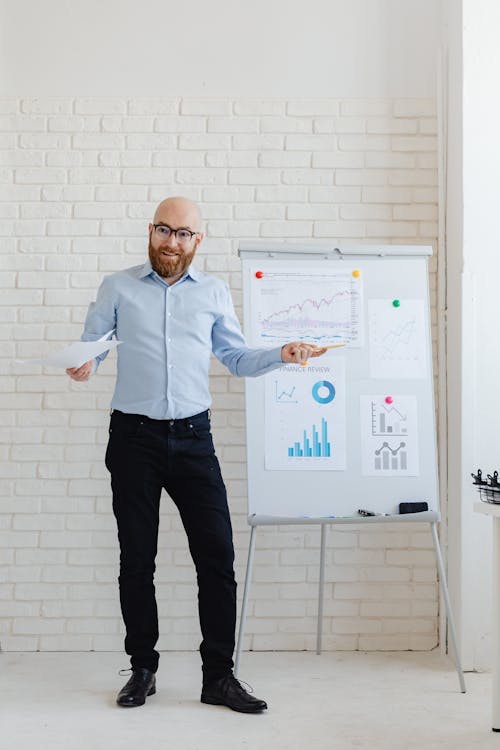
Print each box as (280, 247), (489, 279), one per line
(117, 685), (156, 708)
(200, 696), (266, 713)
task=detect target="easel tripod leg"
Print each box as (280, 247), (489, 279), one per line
(316, 524), (327, 655)
(430, 521), (466, 693)
(234, 524), (257, 678)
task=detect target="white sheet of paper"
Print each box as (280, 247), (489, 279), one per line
(16, 330), (121, 369)
(248, 263), (364, 349)
(368, 299), (427, 379)
(360, 395), (419, 476)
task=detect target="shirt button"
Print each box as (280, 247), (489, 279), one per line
(168, 338), (171, 342)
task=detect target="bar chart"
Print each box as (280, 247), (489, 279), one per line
(373, 441), (408, 470)
(371, 400), (408, 436)
(288, 418), (331, 458)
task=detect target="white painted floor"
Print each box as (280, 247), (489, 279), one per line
(1, 651), (497, 749)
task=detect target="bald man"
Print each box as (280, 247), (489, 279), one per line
(68, 197), (325, 713)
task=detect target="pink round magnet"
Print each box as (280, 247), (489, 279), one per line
(385, 396), (393, 404)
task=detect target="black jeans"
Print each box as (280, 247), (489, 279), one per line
(105, 409), (236, 685)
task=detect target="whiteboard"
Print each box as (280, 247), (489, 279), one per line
(240, 242), (439, 519)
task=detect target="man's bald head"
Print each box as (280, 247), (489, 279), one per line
(153, 196), (203, 232)
(148, 196), (204, 283)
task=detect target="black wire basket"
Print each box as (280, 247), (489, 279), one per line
(477, 485), (500, 504)
(472, 469), (500, 504)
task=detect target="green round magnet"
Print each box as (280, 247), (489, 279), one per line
(392, 299), (400, 308)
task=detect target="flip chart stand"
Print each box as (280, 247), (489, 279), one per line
(234, 512), (466, 694)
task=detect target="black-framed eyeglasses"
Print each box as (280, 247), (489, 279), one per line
(152, 224), (200, 243)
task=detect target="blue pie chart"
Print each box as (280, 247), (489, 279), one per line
(312, 380), (336, 404)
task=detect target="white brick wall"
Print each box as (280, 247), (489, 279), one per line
(0, 97), (439, 653)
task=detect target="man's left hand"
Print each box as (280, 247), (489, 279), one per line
(281, 342), (327, 364)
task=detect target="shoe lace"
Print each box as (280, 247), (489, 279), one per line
(228, 674), (254, 695)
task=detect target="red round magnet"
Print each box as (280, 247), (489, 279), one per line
(255, 271), (264, 279)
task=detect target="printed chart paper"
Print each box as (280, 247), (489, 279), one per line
(360, 395), (419, 476)
(368, 299), (427, 379)
(265, 360), (346, 471)
(250, 265), (363, 349)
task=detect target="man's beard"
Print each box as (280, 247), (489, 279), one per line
(148, 238), (196, 279)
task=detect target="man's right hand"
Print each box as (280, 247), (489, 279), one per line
(66, 360), (94, 381)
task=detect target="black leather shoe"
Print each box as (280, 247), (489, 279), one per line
(116, 668), (156, 707)
(201, 674), (268, 713)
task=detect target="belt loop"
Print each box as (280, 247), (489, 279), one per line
(208, 408), (211, 420)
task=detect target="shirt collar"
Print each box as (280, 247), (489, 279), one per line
(138, 260), (200, 283)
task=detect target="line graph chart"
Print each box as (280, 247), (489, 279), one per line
(373, 441), (408, 471)
(250, 267), (363, 347)
(274, 381), (298, 403)
(373, 318), (417, 360)
(368, 299), (427, 379)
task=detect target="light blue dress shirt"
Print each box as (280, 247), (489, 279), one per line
(82, 260), (283, 419)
